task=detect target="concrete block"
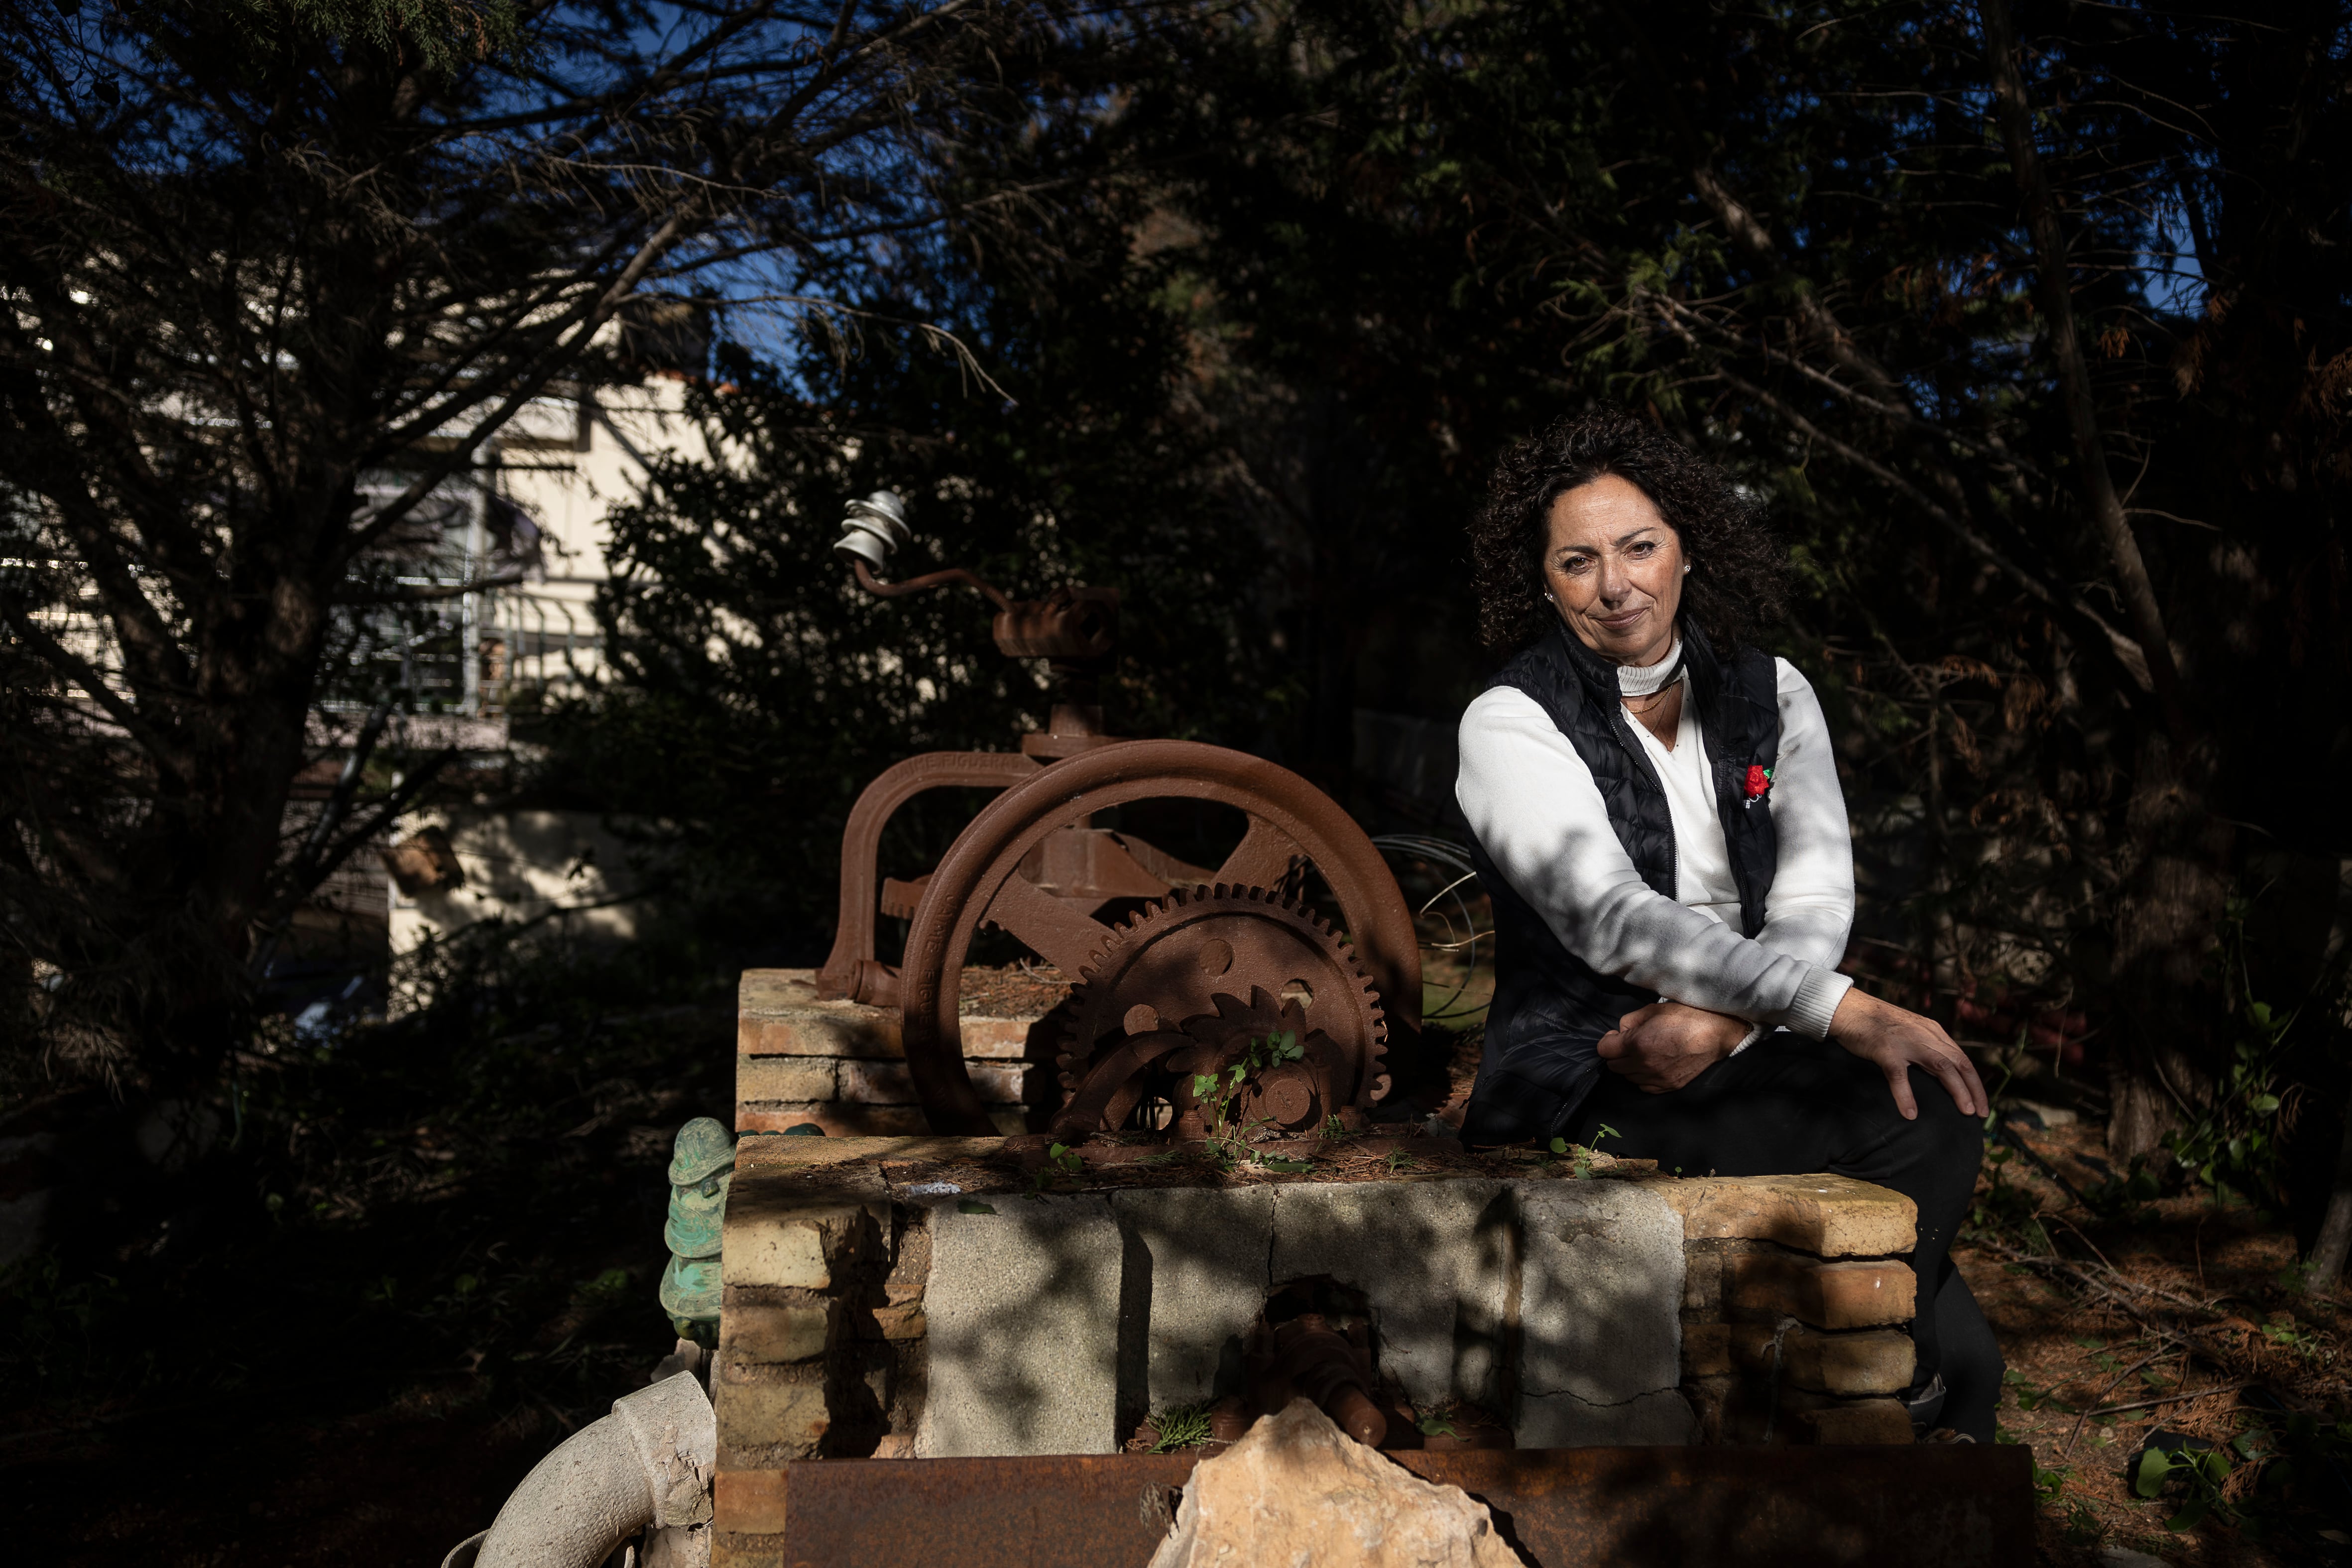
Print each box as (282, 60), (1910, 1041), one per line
(1796, 1399), (1913, 1445)
(1517, 1389), (1697, 1447)
(1646, 1173), (1916, 1257)
(1729, 1322), (1915, 1395)
(1110, 1186), (1278, 1408)
(915, 1193), (1124, 1457)
(721, 1300), (833, 1365)
(1270, 1180), (1512, 1409)
(1729, 1254), (1915, 1329)
(838, 1058), (1029, 1105)
(736, 1058), (836, 1103)
(1516, 1180), (1685, 1409)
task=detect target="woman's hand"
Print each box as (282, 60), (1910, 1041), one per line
(1596, 1002), (1751, 1093)
(1826, 987), (1988, 1119)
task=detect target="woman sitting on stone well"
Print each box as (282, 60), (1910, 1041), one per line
(1455, 409), (2000, 1444)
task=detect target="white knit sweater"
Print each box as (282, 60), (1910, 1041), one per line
(1455, 655), (1856, 1041)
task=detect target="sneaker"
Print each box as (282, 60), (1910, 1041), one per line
(1902, 1372), (1947, 1436)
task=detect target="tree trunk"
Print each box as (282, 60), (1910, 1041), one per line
(2310, 1076), (2352, 1286)
(1979, 0), (2231, 1159)
(2105, 735), (2232, 1158)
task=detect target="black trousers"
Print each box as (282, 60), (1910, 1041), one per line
(1560, 1030), (2002, 1442)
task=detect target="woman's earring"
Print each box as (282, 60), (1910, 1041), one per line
(1682, 563), (1692, 575)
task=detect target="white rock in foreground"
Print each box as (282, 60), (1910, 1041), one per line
(1146, 1399), (1525, 1568)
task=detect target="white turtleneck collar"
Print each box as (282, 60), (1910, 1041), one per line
(1614, 633), (1684, 698)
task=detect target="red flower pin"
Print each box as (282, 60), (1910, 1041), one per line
(1743, 764), (1773, 804)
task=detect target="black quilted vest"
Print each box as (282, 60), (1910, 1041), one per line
(1461, 619), (1783, 1146)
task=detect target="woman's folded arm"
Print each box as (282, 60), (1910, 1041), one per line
(1456, 685), (1851, 1039)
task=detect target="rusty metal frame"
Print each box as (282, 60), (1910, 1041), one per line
(895, 739), (1424, 1136)
(716, 1445), (2032, 1568)
(814, 749), (1042, 1002)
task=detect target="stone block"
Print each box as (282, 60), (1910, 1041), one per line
(915, 1192), (1124, 1457)
(1681, 1321), (1732, 1378)
(1681, 1248), (1723, 1316)
(735, 1134), (1006, 1172)
(713, 1468), (788, 1534)
(1647, 1173), (1916, 1258)
(713, 1367), (830, 1461)
(735, 1057), (836, 1103)
(721, 1299), (833, 1365)
(1796, 1399), (1914, 1445)
(869, 1302), (927, 1340)
(885, 1219), (930, 1305)
(719, 1167), (887, 1291)
(735, 1103), (1028, 1137)
(735, 969), (1042, 1061)
(1728, 1322), (1915, 1395)
(1517, 1180), (1685, 1409)
(1270, 1180), (1512, 1409)
(1516, 1389), (1697, 1447)
(1110, 1187), (1278, 1409)
(837, 1058), (1029, 1105)
(710, 1536), (783, 1568)
(1729, 1253), (1914, 1329)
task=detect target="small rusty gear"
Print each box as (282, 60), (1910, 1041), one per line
(1050, 885), (1389, 1137)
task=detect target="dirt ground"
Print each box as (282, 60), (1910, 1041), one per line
(1960, 1119), (2351, 1566)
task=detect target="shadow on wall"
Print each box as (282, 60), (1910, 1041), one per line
(912, 1178), (1690, 1458)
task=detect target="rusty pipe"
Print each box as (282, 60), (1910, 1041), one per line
(1273, 1316), (1388, 1448)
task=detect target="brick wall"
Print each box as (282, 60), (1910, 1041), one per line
(735, 970), (1048, 1137)
(708, 1140), (1924, 1568)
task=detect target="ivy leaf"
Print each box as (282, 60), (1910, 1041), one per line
(2130, 1447), (2175, 1499)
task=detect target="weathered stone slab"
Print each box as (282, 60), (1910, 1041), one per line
(719, 1166), (888, 1291)
(915, 1193), (1124, 1457)
(1682, 1321), (1732, 1378)
(736, 1058), (837, 1102)
(836, 1058), (1029, 1105)
(1516, 1389), (1697, 1447)
(722, 1299), (834, 1365)
(736, 969), (1039, 1060)
(1729, 1322), (1916, 1395)
(1515, 1179), (1684, 1410)
(736, 1103), (1028, 1137)
(712, 1365), (829, 1463)
(1729, 1253), (1916, 1329)
(735, 1134), (1005, 1171)
(1111, 1186), (1277, 1408)
(1646, 1173), (1917, 1257)
(1269, 1179), (1512, 1409)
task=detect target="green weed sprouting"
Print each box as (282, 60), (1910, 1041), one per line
(1148, 1399), (1217, 1452)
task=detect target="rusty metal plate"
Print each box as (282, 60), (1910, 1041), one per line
(719, 1444), (2031, 1568)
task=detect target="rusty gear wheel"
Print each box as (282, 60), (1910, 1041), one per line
(1050, 885), (1389, 1138)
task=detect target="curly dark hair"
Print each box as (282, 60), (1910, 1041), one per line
(1469, 410), (1787, 655)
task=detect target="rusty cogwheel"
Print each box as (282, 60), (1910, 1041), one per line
(1050, 885), (1388, 1138)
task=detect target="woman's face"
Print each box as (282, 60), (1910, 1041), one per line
(1541, 474), (1685, 667)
